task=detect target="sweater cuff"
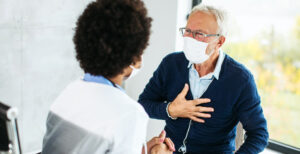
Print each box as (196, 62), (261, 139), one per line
(166, 102), (177, 120)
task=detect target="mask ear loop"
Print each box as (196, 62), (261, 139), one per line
(130, 55), (143, 70)
(130, 65), (136, 70)
(207, 36), (221, 56)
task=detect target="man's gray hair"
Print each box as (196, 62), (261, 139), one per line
(191, 4), (227, 36)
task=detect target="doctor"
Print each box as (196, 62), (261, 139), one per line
(42, 0), (174, 153)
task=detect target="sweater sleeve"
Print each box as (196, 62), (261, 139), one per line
(235, 75), (269, 154)
(138, 57), (170, 120)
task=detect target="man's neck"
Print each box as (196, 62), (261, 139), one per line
(194, 50), (219, 77)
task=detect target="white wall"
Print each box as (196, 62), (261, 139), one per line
(0, 0), (91, 152)
(175, 0), (192, 51)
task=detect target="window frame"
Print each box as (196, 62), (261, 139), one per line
(267, 139), (300, 154)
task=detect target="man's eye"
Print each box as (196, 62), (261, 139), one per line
(196, 32), (204, 36)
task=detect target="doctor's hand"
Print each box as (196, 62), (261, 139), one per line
(168, 83), (214, 123)
(145, 130), (175, 154)
(150, 143), (173, 154)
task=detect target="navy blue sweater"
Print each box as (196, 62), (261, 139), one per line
(138, 52), (268, 153)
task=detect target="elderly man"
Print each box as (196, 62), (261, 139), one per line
(138, 4), (269, 154)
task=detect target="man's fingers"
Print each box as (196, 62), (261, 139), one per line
(196, 106), (214, 113)
(190, 116), (205, 123)
(158, 130), (166, 142)
(179, 84), (189, 97)
(193, 112), (211, 118)
(192, 98), (211, 105)
(165, 137), (175, 151)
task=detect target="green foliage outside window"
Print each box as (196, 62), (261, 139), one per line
(223, 16), (300, 148)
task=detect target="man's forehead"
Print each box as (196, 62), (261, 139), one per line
(186, 11), (218, 34)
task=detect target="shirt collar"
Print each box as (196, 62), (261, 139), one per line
(83, 73), (125, 92)
(187, 49), (225, 80)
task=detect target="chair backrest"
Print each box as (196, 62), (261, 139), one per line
(235, 122), (245, 151)
(0, 101), (22, 154)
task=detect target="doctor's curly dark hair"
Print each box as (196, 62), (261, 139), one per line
(73, 0), (152, 78)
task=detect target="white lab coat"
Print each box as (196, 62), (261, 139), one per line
(42, 79), (149, 154)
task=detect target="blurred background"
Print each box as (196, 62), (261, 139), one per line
(0, 0), (299, 153)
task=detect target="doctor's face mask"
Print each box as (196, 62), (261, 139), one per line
(125, 56), (143, 80)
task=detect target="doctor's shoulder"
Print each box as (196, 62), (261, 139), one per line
(121, 95), (149, 119)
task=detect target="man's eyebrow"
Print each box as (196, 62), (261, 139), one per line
(185, 27), (209, 34)
(194, 29), (208, 34)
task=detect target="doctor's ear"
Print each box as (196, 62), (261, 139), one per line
(122, 65), (132, 76)
(131, 55), (142, 67)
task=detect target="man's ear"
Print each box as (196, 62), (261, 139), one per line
(218, 36), (226, 48)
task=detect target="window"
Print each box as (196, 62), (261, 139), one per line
(207, 0), (300, 149)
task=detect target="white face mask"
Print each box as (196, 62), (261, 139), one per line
(127, 65), (141, 79)
(126, 56), (143, 80)
(183, 37), (214, 64)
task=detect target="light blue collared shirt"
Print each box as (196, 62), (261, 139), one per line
(188, 50), (225, 99)
(83, 73), (125, 93)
